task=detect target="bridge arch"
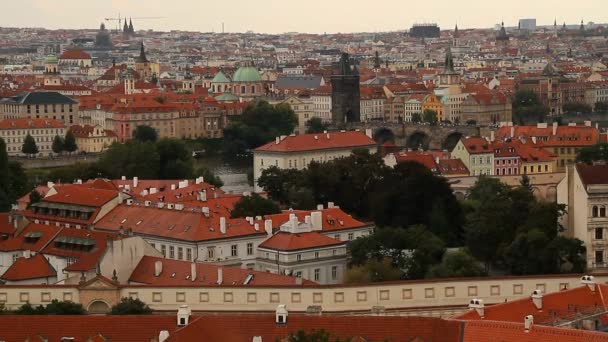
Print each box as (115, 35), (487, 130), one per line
(442, 132), (464, 151)
(373, 127), (396, 144)
(406, 131), (431, 150)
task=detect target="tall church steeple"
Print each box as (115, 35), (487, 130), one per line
(123, 20), (129, 34)
(128, 18), (134, 34)
(136, 42), (149, 63)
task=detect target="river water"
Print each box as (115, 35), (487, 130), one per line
(193, 156), (253, 194)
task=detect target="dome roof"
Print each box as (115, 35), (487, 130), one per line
(211, 71), (230, 83)
(232, 66), (261, 83)
(45, 54), (58, 64)
(215, 92), (239, 102)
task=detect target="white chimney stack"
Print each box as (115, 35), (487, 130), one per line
(585, 120), (592, 127)
(190, 263), (197, 282)
(275, 137), (280, 144)
(468, 299), (484, 317)
(510, 126), (515, 138)
(171, 184), (177, 190)
(490, 130), (495, 142)
(220, 217), (227, 234)
(217, 267), (223, 285)
(200, 190), (207, 202)
(177, 305), (191, 326)
(133, 177), (138, 188)
(159, 331), (170, 342)
(154, 260), (163, 277)
(264, 219), (273, 236)
(365, 128), (373, 139)
(254, 223), (260, 231)
(581, 275), (596, 291)
(276, 304), (288, 324)
(552, 121), (558, 135)
(311, 211), (322, 231)
(524, 315), (533, 331)
(316, 204), (324, 210)
(531, 289), (543, 309)
(121, 176), (126, 181)
(328, 202), (335, 209)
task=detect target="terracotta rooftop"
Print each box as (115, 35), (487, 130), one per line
(255, 131), (376, 153)
(0, 118), (65, 130)
(264, 208), (369, 232)
(59, 49), (92, 60)
(0, 212), (13, 236)
(461, 137), (491, 154)
(42, 184), (119, 208)
(576, 163), (608, 187)
(258, 231), (344, 251)
(0, 253), (56, 281)
(495, 125), (599, 147)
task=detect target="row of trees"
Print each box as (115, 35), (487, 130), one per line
(5, 297), (152, 315)
(21, 131), (78, 157)
(0, 138), (28, 211)
(257, 150), (586, 281)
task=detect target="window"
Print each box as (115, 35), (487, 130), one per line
(207, 247), (215, 259)
(602, 207), (607, 217)
(247, 243), (253, 255)
(596, 250), (604, 264)
(177, 247), (183, 260)
(334, 234), (340, 241)
(169, 246), (175, 259)
(596, 228), (604, 240)
(593, 206), (599, 217)
(231, 244), (238, 257)
(297, 254), (302, 261)
(186, 248), (192, 261)
(348, 233), (354, 241)
(331, 266), (337, 280)
(314, 269), (320, 281)
(161, 245), (166, 257)
(315, 252), (319, 259)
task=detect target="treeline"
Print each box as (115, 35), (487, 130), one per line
(258, 150), (586, 281)
(0, 138), (29, 211)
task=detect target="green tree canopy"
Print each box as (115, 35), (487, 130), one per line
(426, 249), (487, 278)
(411, 113), (422, 123)
(196, 167), (224, 187)
(577, 143), (608, 163)
(563, 102), (592, 114)
(422, 109), (438, 125)
(512, 90), (549, 125)
(110, 297), (153, 315)
(230, 193), (281, 218)
(21, 134), (38, 156)
(133, 125), (159, 143)
(63, 130), (78, 153)
(15, 300), (84, 315)
(51, 135), (64, 154)
(305, 117), (328, 134)
(28, 189), (42, 207)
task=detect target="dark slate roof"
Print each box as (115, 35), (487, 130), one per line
(275, 75), (323, 89)
(0, 92), (78, 105)
(576, 163), (608, 186)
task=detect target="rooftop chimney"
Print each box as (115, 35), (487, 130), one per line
(524, 315), (533, 331)
(311, 211), (322, 231)
(531, 289), (543, 309)
(190, 263), (197, 282)
(585, 120), (592, 127)
(490, 130), (495, 142)
(254, 223), (260, 231)
(177, 305), (191, 327)
(468, 299), (484, 317)
(264, 219), (273, 236)
(154, 260), (163, 277)
(121, 176), (126, 181)
(220, 217), (227, 234)
(581, 275), (596, 291)
(275, 137), (280, 144)
(316, 204), (324, 210)
(202, 207), (210, 217)
(276, 304), (288, 324)
(327, 202), (335, 209)
(552, 121), (558, 135)
(510, 126), (515, 138)
(159, 331), (170, 342)
(217, 267), (223, 285)
(133, 177), (138, 188)
(365, 128), (373, 139)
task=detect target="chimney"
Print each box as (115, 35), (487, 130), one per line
(217, 267), (223, 285)
(316, 204), (324, 210)
(552, 121), (558, 135)
(200, 190), (207, 202)
(581, 275), (596, 291)
(133, 177), (138, 188)
(311, 211), (322, 231)
(23, 250), (31, 259)
(190, 263), (197, 282)
(47, 181), (55, 189)
(171, 184), (177, 190)
(584, 120), (592, 127)
(154, 260), (163, 277)
(202, 207), (210, 217)
(510, 126), (514, 138)
(220, 217), (227, 234)
(275, 304), (288, 324)
(326, 133), (330, 139)
(531, 289), (543, 309)
(365, 128), (373, 139)
(275, 137), (280, 144)
(531, 136), (537, 144)
(177, 305), (191, 326)
(524, 315), (534, 331)
(264, 219), (273, 236)
(468, 299), (484, 317)
(304, 215), (311, 225)
(490, 130), (495, 142)
(121, 176), (126, 181)
(327, 202), (335, 209)
(254, 223), (260, 231)
(150, 187), (157, 195)
(159, 331), (170, 342)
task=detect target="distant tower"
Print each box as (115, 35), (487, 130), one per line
(43, 54), (61, 86)
(373, 51), (381, 70)
(496, 22), (509, 48)
(579, 19), (585, 34)
(128, 18), (134, 34)
(95, 23), (112, 48)
(135, 42), (152, 80)
(437, 44), (461, 95)
(331, 52), (360, 124)
(123, 19), (129, 34)
(553, 18), (558, 38)
(453, 23), (460, 46)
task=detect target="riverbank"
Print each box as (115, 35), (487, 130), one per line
(11, 154), (101, 169)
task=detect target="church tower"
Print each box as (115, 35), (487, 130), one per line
(437, 44), (461, 95)
(331, 53), (360, 124)
(135, 42), (153, 81)
(43, 54), (61, 86)
(453, 23), (460, 46)
(496, 22), (509, 48)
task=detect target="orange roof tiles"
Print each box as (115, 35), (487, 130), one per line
(41, 228), (116, 272)
(461, 137), (491, 154)
(462, 320), (608, 342)
(264, 208), (368, 232)
(255, 131), (376, 153)
(0, 223), (60, 252)
(576, 164), (608, 187)
(495, 125), (599, 147)
(129, 256), (315, 286)
(43, 184), (119, 208)
(0, 253), (56, 281)
(59, 50), (92, 60)
(0, 118), (65, 130)
(438, 158), (469, 175)
(259, 231), (344, 251)
(392, 151), (439, 172)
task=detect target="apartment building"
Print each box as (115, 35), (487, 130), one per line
(0, 118), (66, 156)
(0, 91), (79, 126)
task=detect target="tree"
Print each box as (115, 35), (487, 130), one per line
(345, 258), (402, 283)
(426, 249), (486, 278)
(156, 138), (194, 179)
(286, 329), (351, 342)
(563, 102), (592, 115)
(110, 297), (153, 315)
(51, 135), (64, 154)
(595, 101), (608, 113)
(15, 302), (45, 315)
(0, 138), (9, 211)
(96, 141), (160, 179)
(197, 167), (224, 187)
(230, 193), (281, 218)
(411, 113), (422, 123)
(512, 90), (549, 125)
(305, 117), (328, 134)
(45, 299), (85, 315)
(28, 189), (42, 207)
(63, 130), (78, 154)
(577, 143), (608, 163)
(133, 125), (159, 143)
(422, 109), (438, 125)
(21, 134), (38, 156)
(258, 166), (304, 205)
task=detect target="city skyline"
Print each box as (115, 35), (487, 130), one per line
(1, 0), (605, 34)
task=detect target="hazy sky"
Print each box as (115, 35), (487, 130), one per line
(1, 0), (605, 33)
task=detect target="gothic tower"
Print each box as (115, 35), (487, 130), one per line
(331, 53), (360, 124)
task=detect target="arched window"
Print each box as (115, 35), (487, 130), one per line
(593, 206), (599, 218)
(601, 207), (606, 217)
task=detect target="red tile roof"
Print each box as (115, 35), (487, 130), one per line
(264, 208), (368, 232)
(393, 151), (439, 172)
(0, 213), (13, 236)
(41, 228), (116, 272)
(1, 253), (56, 281)
(59, 50), (92, 60)
(255, 131), (376, 153)
(258, 231), (344, 251)
(438, 158), (469, 175)
(462, 320), (608, 342)
(576, 163), (608, 187)
(0, 223), (60, 252)
(495, 125), (599, 147)
(129, 256), (315, 286)
(0, 118), (65, 130)
(461, 137), (492, 154)
(43, 184), (119, 207)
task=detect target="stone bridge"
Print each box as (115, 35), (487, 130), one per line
(342, 122), (489, 151)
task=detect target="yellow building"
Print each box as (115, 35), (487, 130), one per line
(422, 94), (444, 121)
(134, 42), (160, 81)
(70, 124), (118, 153)
(517, 143), (557, 175)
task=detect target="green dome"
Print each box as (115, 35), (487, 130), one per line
(211, 71), (230, 83)
(45, 54), (58, 64)
(232, 66), (261, 83)
(215, 92), (239, 102)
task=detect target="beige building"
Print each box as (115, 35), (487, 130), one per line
(279, 95), (314, 134)
(0, 118), (66, 156)
(0, 91), (79, 126)
(253, 130), (377, 192)
(451, 137), (494, 176)
(70, 124), (118, 153)
(558, 164), (608, 271)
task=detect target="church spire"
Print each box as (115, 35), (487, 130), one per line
(123, 19), (129, 33)
(136, 42), (149, 63)
(129, 18), (134, 34)
(443, 43), (455, 74)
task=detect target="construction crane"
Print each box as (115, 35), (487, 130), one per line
(104, 15), (165, 32)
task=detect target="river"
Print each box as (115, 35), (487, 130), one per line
(193, 156), (254, 194)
